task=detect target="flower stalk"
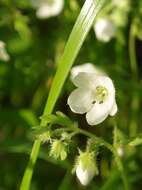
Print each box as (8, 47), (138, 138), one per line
(129, 20), (139, 137)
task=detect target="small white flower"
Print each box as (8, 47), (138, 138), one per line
(68, 72), (117, 125)
(31, 0), (64, 19)
(94, 18), (116, 42)
(71, 63), (104, 80)
(117, 146), (124, 157)
(75, 151), (98, 186)
(0, 41), (10, 62)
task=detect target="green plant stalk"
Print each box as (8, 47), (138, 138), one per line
(129, 21), (139, 137)
(19, 0), (105, 189)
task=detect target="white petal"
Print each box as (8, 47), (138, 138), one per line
(72, 72), (99, 89)
(0, 41), (10, 62)
(86, 103), (108, 125)
(109, 101), (118, 116)
(76, 164), (94, 186)
(86, 96), (115, 125)
(67, 88), (93, 114)
(70, 63), (104, 80)
(36, 0), (64, 19)
(94, 76), (115, 96)
(36, 5), (53, 18)
(94, 18), (116, 42)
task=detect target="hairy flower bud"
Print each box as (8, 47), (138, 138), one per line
(75, 151), (98, 186)
(0, 41), (10, 61)
(38, 131), (51, 143)
(94, 18), (116, 42)
(50, 139), (67, 160)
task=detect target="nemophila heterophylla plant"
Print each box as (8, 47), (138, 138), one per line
(75, 150), (98, 186)
(0, 41), (10, 62)
(94, 18), (116, 42)
(70, 63), (104, 80)
(68, 72), (117, 125)
(31, 0), (64, 19)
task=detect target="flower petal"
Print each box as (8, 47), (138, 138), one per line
(86, 96), (115, 125)
(36, 0), (64, 19)
(86, 103), (108, 125)
(76, 164), (94, 186)
(70, 63), (104, 80)
(67, 88), (93, 114)
(94, 76), (115, 96)
(109, 101), (118, 116)
(72, 72), (99, 88)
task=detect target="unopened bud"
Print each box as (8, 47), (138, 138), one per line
(75, 151), (98, 186)
(50, 139), (67, 160)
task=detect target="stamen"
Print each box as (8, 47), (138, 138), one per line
(92, 100), (96, 104)
(99, 101), (103, 104)
(94, 85), (108, 103)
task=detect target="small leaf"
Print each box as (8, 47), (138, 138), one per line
(129, 137), (142, 146)
(41, 112), (74, 128)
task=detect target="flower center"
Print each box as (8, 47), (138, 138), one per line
(93, 85), (108, 104)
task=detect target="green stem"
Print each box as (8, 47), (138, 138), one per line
(129, 22), (138, 79)
(20, 140), (41, 190)
(129, 21), (139, 137)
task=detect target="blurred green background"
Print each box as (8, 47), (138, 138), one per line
(0, 0), (142, 189)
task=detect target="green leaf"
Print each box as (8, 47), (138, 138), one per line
(42, 0), (105, 117)
(129, 136), (142, 146)
(40, 111), (74, 128)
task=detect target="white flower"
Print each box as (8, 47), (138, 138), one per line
(31, 0), (64, 19)
(0, 41), (10, 62)
(117, 146), (124, 157)
(94, 18), (116, 42)
(71, 63), (104, 80)
(68, 72), (117, 125)
(75, 151), (98, 186)
(76, 163), (95, 186)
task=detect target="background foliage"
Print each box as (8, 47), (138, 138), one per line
(0, 0), (142, 189)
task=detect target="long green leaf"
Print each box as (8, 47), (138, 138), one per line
(43, 0), (105, 115)
(20, 0), (105, 190)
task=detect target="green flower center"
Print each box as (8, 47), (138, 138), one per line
(93, 85), (108, 104)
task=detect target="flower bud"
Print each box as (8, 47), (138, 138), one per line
(31, 0), (64, 19)
(50, 139), (67, 160)
(94, 18), (116, 42)
(38, 131), (51, 143)
(117, 146), (124, 157)
(0, 41), (10, 62)
(75, 151), (98, 186)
